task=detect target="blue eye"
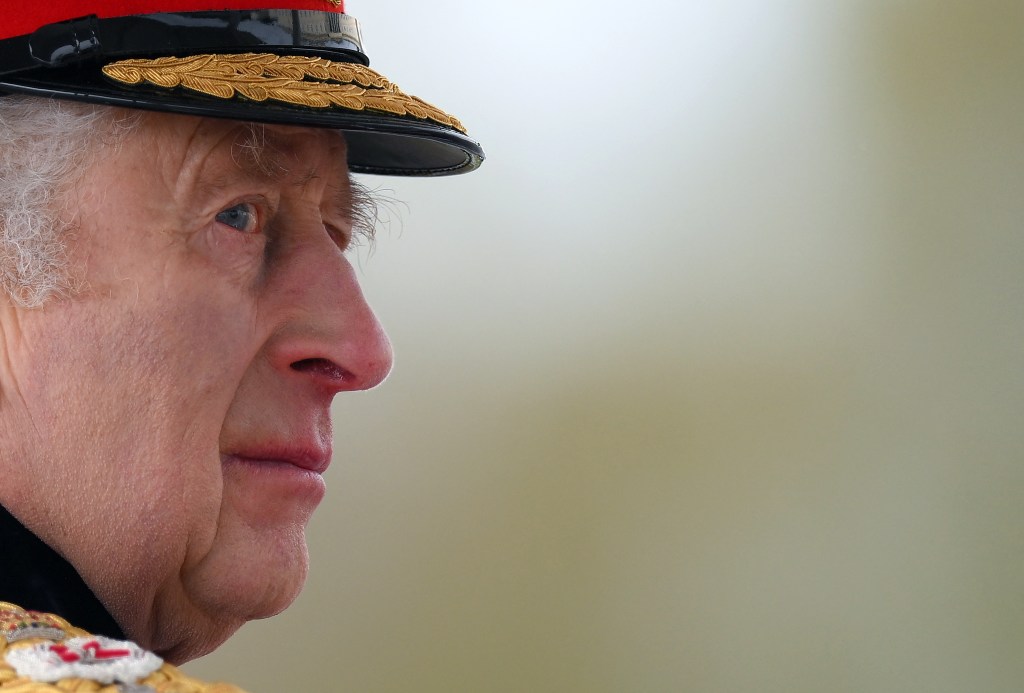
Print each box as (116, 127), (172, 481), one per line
(215, 203), (259, 234)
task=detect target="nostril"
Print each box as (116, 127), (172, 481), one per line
(291, 358), (352, 383)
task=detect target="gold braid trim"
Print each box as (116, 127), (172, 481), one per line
(102, 53), (467, 134)
(0, 602), (247, 693)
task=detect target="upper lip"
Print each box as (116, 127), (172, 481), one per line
(227, 440), (332, 474)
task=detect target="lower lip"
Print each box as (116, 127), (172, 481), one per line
(221, 455), (327, 502)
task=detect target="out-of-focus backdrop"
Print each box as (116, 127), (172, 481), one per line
(186, 1), (1024, 690)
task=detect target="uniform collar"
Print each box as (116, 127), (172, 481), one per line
(0, 504), (125, 639)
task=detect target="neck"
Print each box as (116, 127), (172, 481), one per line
(0, 503), (124, 638)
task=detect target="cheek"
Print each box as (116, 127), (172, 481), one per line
(24, 291), (262, 473)
(193, 221), (268, 288)
(131, 293), (265, 461)
(5, 297), (262, 569)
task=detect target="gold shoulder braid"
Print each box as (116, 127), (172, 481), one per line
(102, 53), (467, 134)
(0, 602), (246, 693)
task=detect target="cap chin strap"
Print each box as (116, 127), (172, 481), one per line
(0, 11), (366, 78)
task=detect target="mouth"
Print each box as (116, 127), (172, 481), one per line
(220, 442), (331, 500)
(232, 445), (331, 473)
(224, 438), (331, 471)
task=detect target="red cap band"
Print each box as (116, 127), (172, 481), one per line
(1, 2), (345, 40)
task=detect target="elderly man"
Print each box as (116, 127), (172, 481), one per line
(0, 3), (482, 690)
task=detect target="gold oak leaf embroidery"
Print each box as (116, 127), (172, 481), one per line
(101, 53), (467, 134)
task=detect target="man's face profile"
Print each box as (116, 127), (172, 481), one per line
(0, 6), (481, 683)
(0, 111), (393, 662)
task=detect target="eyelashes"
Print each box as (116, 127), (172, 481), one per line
(215, 202), (260, 234)
(213, 198), (353, 254)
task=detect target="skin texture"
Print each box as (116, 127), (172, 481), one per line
(0, 113), (393, 663)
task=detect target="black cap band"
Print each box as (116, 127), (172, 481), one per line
(0, 11), (367, 77)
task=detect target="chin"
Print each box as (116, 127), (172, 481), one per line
(212, 543), (309, 617)
(246, 566), (308, 620)
(154, 619), (245, 665)
(177, 531), (310, 633)
(153, 494), (315, 662)
(158, 553), (307, 663)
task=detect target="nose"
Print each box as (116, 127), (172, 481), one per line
(266, 243), (394, 395)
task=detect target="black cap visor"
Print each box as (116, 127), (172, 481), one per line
(0, 11), (484, 176)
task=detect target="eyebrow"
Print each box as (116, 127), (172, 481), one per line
(199, 125), (350, 200)
(232, 125), (293, 183)
(241, 126), (368, 234)
(191, 132), (289, 200)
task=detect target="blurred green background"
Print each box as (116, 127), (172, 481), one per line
(186, 0), (1024, 690)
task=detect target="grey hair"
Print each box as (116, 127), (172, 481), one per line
(0, 96), (133, 308)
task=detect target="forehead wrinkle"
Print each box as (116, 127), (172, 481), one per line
(186, 129), (302, 207)
(156, 120), (262, 213)
(251, 129), (354, 216)
(142, 120), (209, 207)
(226, 129), (348, 196)
(232, 127), (291, 184)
